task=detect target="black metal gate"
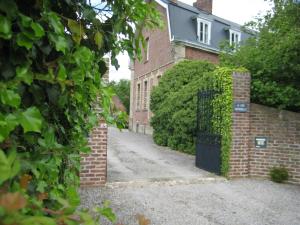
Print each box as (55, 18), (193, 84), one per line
(196, 87), (223, 175)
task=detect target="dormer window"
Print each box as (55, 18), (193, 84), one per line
(197, 18), (211, 45)
(229, 29), (241, 47)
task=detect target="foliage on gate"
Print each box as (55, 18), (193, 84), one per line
(151, 60), (247, 176)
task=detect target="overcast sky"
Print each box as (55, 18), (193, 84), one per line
(109, 0), (273, 82)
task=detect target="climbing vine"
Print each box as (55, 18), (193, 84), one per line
(0, 0), (162, 224)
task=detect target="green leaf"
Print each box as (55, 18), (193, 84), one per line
(0, 89), (21, 108)
(66, 187), (80, 206)
(48, 33), (69, 53)
(31, 22), (45, 38)
(19, 14), (32, 27)
(47, 12), (64, 34)
(16, 33), (33, 49)
(67, 19), (84, 44)
(16, 66), (33, 85)
(57, 63), (67, 80)
(0, 149), (10, 184)
(22, 216), (56, 225)
(94, 31), (103, 49)
(36, 180), (47, 192)
(19, 107), (43, 133)
(0, 114), (18, 142)
(0, 15), (12, 39)
(7, 149), (20, 178)
(0, 148), (20, 184)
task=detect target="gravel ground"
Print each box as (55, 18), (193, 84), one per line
(80, 179), (300, 225)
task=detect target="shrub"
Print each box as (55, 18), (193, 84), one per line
(270, 167), (289, 183)
(150, 60), (216, 153)
(150, 60), (241, 175)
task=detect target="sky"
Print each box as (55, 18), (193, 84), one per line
(109, 0), (273, 82)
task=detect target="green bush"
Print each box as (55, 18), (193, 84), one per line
(150, 60), (216, 153)
(150, 60), (241, 175)
(270, 167), (289, 183)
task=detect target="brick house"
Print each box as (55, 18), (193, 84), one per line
(129, 0), (253, 134)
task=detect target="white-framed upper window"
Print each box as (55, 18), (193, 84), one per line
(197, 18), (211, 45)
(229, 29), (241, 47)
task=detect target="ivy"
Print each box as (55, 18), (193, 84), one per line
(0, 0), (162, 224)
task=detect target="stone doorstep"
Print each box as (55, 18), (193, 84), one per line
(105, 176), (227, 189)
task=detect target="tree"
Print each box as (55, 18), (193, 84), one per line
(109, 79), (130, 114)
(220, 0), (300, 112)
(0, 0), (161, 223)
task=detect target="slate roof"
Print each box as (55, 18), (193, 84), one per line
(161, 0), (254, 52)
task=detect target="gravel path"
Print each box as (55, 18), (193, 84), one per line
(80, 179), (300, 225)
(107, 127), (214, 182)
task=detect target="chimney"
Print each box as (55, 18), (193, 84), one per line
(193, 0), (212, 14)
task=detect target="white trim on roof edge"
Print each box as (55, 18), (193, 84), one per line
(154, 0), (172, 41)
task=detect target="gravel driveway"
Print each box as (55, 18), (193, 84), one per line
(80, 128), (300, 225)
(107, 127), (215, 182)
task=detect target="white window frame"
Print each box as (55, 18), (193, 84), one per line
(229, 29), (241, 47)
(197, 18), (211, 45)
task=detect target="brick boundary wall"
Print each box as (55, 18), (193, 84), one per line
(80, 120), (107, 187)
(229, 72), (300, 184)
(249, 104), (300, 184)
(229, 72), (251, 178)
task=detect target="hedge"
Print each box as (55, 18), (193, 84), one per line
(150, 60), (245, 176)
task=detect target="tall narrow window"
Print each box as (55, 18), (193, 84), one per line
(197, 18), (211, 45)
(143, 80), (148, 110)
(144, 37), (149, 62)
(136, 83), (141, 110)
(229, 29), (241, 47)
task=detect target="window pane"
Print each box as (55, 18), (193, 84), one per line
(231, 33), (234, 44)
(204, 24), (208, 43)
(200, 22), (203, 42)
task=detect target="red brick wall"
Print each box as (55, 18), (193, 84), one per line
(249, 104), (300, 184)
(185, 46), (219, 64)
(134, 4), (174, 79)
(228, 72), (300, 184)
(80, 120), (107, 187)
(229, 72), (251, 178)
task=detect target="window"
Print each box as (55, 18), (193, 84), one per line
(136, 83), (141, 110)
(143, 80), (148, 110)
(197, 18), (211, 45)
(157, 75), (161, 83)
(229, 29), (241, 47)
(144, 37), (149, 62)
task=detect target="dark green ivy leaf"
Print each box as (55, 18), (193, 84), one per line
(16, 66), (33, 85)
(18, 107), (43, 133)
(48, 33), (69, 53)
(0, 89), (21, 108)
(31, 22), (45, 38)
(0, 15), (12, 39)
(16, 33), (33, 49)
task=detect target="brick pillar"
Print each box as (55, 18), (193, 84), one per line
(228, 72), (251, 178)
(80, 120), (107, 187)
